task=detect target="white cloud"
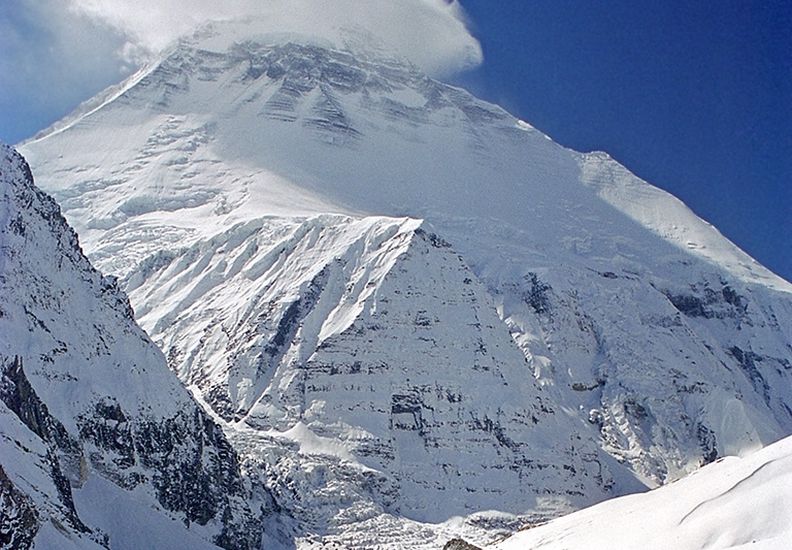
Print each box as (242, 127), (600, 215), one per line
(66, 0), (483, 76)
(1, 0), (481, 141)
(0, 0), (134, 141)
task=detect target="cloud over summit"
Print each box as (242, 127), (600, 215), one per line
(1, 0), (481, 142)
(68, 0), (483, 76)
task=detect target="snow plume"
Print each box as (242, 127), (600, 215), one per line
(66, 0), (483, 76)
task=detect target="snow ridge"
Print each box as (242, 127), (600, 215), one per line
(0, 143), (266, 549)
(495, 434), (792, 550)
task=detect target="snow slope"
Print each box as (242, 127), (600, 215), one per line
(494, 433), (792, 550)
(0, 143), (267, 549)
(17, 19), (792, 546)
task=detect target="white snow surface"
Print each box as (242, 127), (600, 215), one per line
(0, 143), (262, 549)
(21, 22), (789, 293)
(15, 19), (792, 547)
(495, 433), (792, 550)
(72, 477), (220, 550)
(0, 144), (184, 428)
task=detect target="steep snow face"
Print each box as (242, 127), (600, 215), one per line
(0, 144), (264, 549)
(133, 213), (625, 522)
(495, 434), (792, 550)
(22, 27), (788, 293)
(18, 19), (792, 534)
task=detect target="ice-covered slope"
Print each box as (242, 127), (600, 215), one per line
(137, 214), (629, 519)
(18, 19), (792, 543)
(494, 433), (792, 550)
(0, 143), (267, 549)
(22, 23), (789, 293)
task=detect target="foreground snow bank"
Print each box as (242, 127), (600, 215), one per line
(496, 435), (792, 550)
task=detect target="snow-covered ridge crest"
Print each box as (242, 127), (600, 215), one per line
(579, 150), (791, 293)
(21, 25), (788, 293)
(0, 143), (267, 549)
(495, 434), (792, 550)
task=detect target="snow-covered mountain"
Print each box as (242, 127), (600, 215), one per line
(494, 433), (792, 550)
(15, 18), (792, 546)
(0, 143), (274, 549)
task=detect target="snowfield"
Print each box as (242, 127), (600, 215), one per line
(495, 434), (792, 550)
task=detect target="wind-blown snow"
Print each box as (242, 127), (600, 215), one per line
(66, 1), (482, 76)
(22, 24), (788, 293)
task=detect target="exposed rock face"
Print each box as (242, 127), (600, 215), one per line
(0, 356), (90, 540)
(115, 214), (623, 526)
(0, 143), (267, 549)
(443, 539), (482, 550)
(0, 464), (41, 549)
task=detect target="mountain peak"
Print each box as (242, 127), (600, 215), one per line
(15, 21), (792, 545)
(1, 141), (34, 191)
(182, 17), (410, 69)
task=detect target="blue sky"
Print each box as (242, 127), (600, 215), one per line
(452, 0), (791, 282)
(1, 0), (790, 281)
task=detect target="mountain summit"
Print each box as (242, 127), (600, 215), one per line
(16, 19), (792, 547)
